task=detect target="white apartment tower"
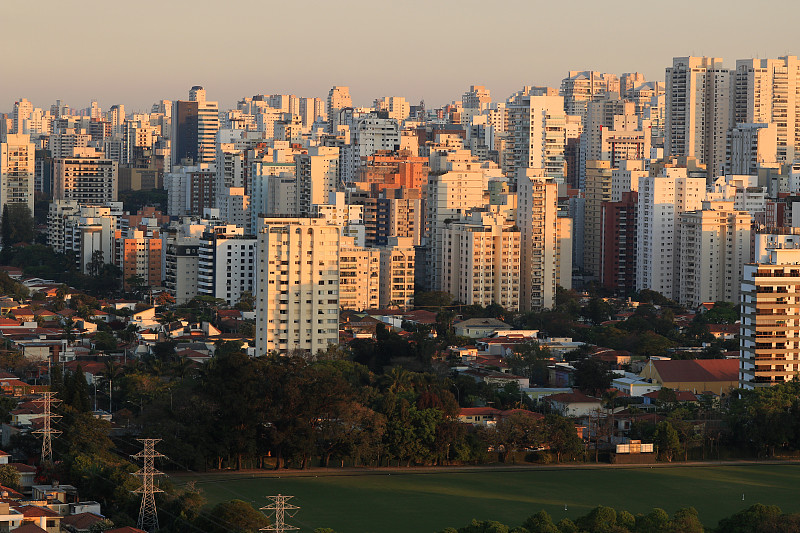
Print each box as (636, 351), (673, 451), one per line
(255, 218), (340, 355)
(725, 122), (778, 176)
(198, 225), (256, 306)
(666, 57), (734, 179)
(517, 169), (559, 311)
(327, 86), (352, 133)
(425, 151), (490, 290)
(0, 134), (35, 215)
(53, 148), (118, 205)
(735, 56), (800, 163)
(508, 95), (567, 179)
(296, 146), (340, 215)
(636, 169), (706, 300)
(677, 200), (752, 308)
(560, 71), (620, 117)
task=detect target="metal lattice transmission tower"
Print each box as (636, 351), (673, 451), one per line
(260, 494), (300, 532)
(32, 392), (62, 464)
(132, 438), (165, 533)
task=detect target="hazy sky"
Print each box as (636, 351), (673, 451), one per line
(3, 0), (800, 113)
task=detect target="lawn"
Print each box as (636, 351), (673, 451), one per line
(176, 464), (800, 532)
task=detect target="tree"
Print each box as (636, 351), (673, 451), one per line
(67, 365), (92, 412)
(669, 507), (703, 533)
(543, 414), (584, 463)
(508, 341), (552, 386)
(575, 506), (618, 533)
(235, 290), (255, 311)
(0, 464), (20, 490)
(574, 358), (612, 397)
(196, 499), (270, 533)
(493, 412), (542, 463)
(1, 203), (35, 246)
(92, 331), (118, 353)
(88, 519), (115, 532)
(87, 250), (105, 278)
(653, 421), (680, 462)
(521, 510), (559, 533)
(715, 504), (782, 533)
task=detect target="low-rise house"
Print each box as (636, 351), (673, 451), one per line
(545, 390), (603, 418)
(707, 324), (739, 341)
(611, 373), (662, 397)
(548, 363), (575, 388)
(639, 358), (738, 396)
(454, 318), (513, 339)
(458, 407), (544, 427)
(642, 389), (699, 406)
(61, 512), (106, 533)
(459, 368), (528, 388)
(17, 504), (61, 532)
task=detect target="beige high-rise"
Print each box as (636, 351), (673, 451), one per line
(517, 169), (559, 311)
(735, 56), (800, 164)
(255, 218), (340, 355)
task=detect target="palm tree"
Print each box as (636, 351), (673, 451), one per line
(383, 367), (413, 394)
(602, 389), (620, 443)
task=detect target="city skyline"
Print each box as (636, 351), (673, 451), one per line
(4, 0), (799, 111)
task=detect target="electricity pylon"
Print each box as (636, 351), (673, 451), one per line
(132, 438), (165, 533)
(32, 392), (62, 464)
(261, 494), (300, 532)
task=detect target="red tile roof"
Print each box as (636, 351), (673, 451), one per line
(652, 359), (738, 383)
(642, 390), (698, 402)
(12, 525), (47, 533)
(545, 391), (601, 404)
(19, 505), (60, 517)
(61, 512), (106, 528)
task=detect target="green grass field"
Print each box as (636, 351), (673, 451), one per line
(176, 464), (800, 532)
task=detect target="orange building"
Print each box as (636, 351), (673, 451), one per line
(116, 227), (163, 288)
(357, 150), (428, 193)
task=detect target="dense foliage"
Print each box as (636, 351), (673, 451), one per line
(438, 504), (800, 533)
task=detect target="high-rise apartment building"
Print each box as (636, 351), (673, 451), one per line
(198, 225), (256, 306)
(725, 122), (778, 176)
(601, 191), (638, 294)
(517, 169), (559, 310)
(666, 57), (734, 179)
(560, 71), (620, 117)
(583, 160), (613, 278)
(255, 218), (340, 355)
(327, 86), (352, 133)
(53, 147), (118, 205)
(425, 151), (489, 290)
(677, 200), (752, 308)
(462, 85), (492, 111)
(296, 146), (340, 215)
(740, 243), (800, 389)
(339, 236), (380, 311)
(171, 86), (220, 166)
(636, 169), (706, 300)
(0, 134), (35, 215)
(735, 56), (800, 163)
(440, 210), (521, 310)
(378, 236), (415, 310)
(508, 95), (566, 179)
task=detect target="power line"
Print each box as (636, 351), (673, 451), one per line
(260, 494), (300, 532)
(132, 438), (165, 533)
(32, 392), (62, 465)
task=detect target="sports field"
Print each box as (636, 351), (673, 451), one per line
(176, 463), (800, 532)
